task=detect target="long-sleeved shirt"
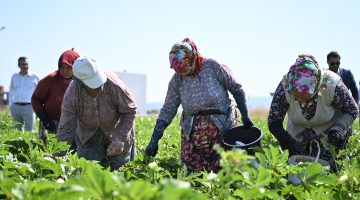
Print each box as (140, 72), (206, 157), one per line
(157, 58), (248, 139)
(9, 71), (39, 105)
(57, 71), (137, 150)
(268, 78), (358, 125)
(32, 70), (71, 120)
(268, 70), (358, 141)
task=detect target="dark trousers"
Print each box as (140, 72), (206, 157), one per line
(75, 129), (135, 170)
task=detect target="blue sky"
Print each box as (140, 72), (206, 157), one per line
(0, 0), (359, 103)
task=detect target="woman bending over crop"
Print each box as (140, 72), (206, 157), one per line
(57, 56), (137, 170)
(268, 54), (358, 170)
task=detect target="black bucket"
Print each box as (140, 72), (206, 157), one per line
(222, 126), (263, 154)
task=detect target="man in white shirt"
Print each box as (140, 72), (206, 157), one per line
(9, 57), (40, 132)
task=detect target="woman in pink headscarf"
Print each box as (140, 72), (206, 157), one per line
(268, 54), (358, 170)
(145, 38), (253, 172)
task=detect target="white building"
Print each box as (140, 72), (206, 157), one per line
(115, 72), (147, 115)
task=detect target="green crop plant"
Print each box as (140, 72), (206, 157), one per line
(0, 111), (359, 199)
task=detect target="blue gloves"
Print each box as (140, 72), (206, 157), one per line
(297, 128), (319, 143)
(233, 87), (254, 129)
(145, 138), (159, 157)
(269, 121), (297, 155)
(242, 116), (254, 128)
(325, 115), (352, 146)
(327, 130), (344, 146)
(145, 119), (168, 157)
(36, 108), (56, 132)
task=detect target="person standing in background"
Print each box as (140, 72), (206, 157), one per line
(9, 57), (40, 132)
(327, 51), (358, 103)
(32, 49), (79, 143)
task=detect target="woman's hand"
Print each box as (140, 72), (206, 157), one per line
(145, 119), (167, 157)
(107, 140), (124, 156)
(242, 116), (254, 128)
(145, 139), (159, 157)
(297, 128), (318, 142)
(327, 130), (344, 146)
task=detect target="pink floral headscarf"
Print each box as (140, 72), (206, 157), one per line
(169, 38), (204, 76)
(287, 54), (320, 98)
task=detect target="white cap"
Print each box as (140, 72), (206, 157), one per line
(73, 56), (107, 89)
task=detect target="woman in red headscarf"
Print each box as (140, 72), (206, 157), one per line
(31, 49), (79, 142)
(268, 54), (358, 170)
(145, 38), (253, 172)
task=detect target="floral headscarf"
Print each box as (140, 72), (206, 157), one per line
(169, 38), (204, 76)
(287, 54), (320, 100)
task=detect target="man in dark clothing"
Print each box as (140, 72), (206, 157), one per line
(327, 51), (358, 103)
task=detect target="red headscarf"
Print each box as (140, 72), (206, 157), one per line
(58, 48), (80, 69)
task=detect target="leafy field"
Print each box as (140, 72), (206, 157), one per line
(0, 111), (360, 199)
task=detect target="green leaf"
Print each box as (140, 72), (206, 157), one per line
(256, 166), (272, 186)
(64, 165), (117, 199)
(38, 156), (63, 177)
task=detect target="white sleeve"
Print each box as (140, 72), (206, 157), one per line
(9, 75), (15, 105)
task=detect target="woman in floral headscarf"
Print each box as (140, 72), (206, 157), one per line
(145, 38), (253, 172)
(268, 54), (358, 170)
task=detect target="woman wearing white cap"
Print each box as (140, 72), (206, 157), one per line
(57, 56), (137, 170)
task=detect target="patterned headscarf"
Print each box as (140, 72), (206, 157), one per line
(287, 54), (320, 99)
(169, 38), (204, 76)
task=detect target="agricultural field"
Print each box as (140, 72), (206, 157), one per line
(0, 110), (359, 199)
